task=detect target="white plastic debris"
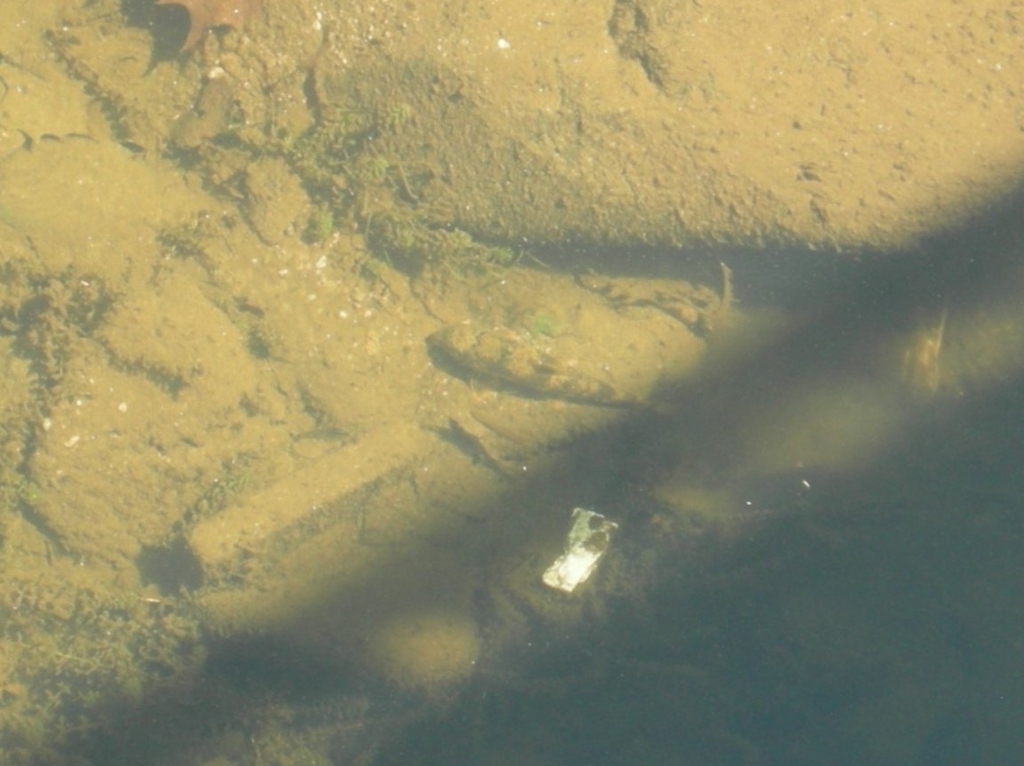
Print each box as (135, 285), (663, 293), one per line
(542, 508), (618, 593)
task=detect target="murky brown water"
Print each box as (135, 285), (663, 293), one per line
(2, 1), (1024, 764)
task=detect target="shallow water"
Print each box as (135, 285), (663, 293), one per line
(2, 2), (1024, 765)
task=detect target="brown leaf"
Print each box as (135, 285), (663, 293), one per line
(155, 0), (260, 50)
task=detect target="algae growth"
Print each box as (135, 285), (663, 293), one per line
(1, 0), (1023, 764)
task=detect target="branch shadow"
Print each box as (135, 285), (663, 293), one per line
(36, 181), (1024, 764)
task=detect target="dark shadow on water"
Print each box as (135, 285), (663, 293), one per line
(373, 369), (1024, 765)
(41, 182), (1024, 764)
